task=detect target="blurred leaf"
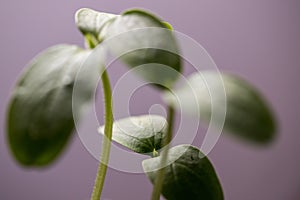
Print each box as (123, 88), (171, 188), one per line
(75, 8), (117, 48)
(143, 144), (224, 200)
(102, 9), (182, 89)
(163, 71), (276, 144)
(98, 115), (167, 154)
(6, 44), (96, 166)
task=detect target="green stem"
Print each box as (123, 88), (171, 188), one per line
(91, 70), (113, 200)
(151, 105), (175, 200)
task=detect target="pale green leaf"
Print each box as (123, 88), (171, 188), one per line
(163, 71), (276, 143)
(75, 8), (117, 47)
(98, 115), (167, 154)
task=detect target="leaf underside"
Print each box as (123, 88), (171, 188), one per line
(98, 115), (168, 154)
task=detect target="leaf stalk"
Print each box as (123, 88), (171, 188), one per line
(151, 105), (175, 200)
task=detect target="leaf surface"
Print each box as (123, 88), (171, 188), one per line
(163, 71), (276, 143)
(103, 9), (182, 89)
(7, 44), (96, 166)
(98, 115), (167, 154)
(75, 8), (117, 47)
(143, 144), (224, 200)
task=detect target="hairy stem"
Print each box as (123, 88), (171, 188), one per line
(151, 105), (175, 200)
(91, 70), (113, 200)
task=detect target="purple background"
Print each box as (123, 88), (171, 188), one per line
(1, 0), (300, 199)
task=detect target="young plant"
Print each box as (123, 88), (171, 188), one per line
(6, 8), (276, 200)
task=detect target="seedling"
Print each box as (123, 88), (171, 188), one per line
(6, 8), (276, 200)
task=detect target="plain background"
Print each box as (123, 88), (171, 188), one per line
(1, 0), (300, 199)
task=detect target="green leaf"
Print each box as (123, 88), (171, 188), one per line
(162, 21), (173, 30)
(163, 71), (276, 144)
(75, 8), (117, 47)
(6, 44), (95, 166)
(102, 9), (182, 89)
(98, 115), (167, 154)
(143, 144), (224, 200)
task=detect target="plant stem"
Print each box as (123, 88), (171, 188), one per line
(91, 70), (113, 200)
(151, 105), (175, 200)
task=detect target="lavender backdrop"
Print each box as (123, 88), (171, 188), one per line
(1, 0), (300, 199)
